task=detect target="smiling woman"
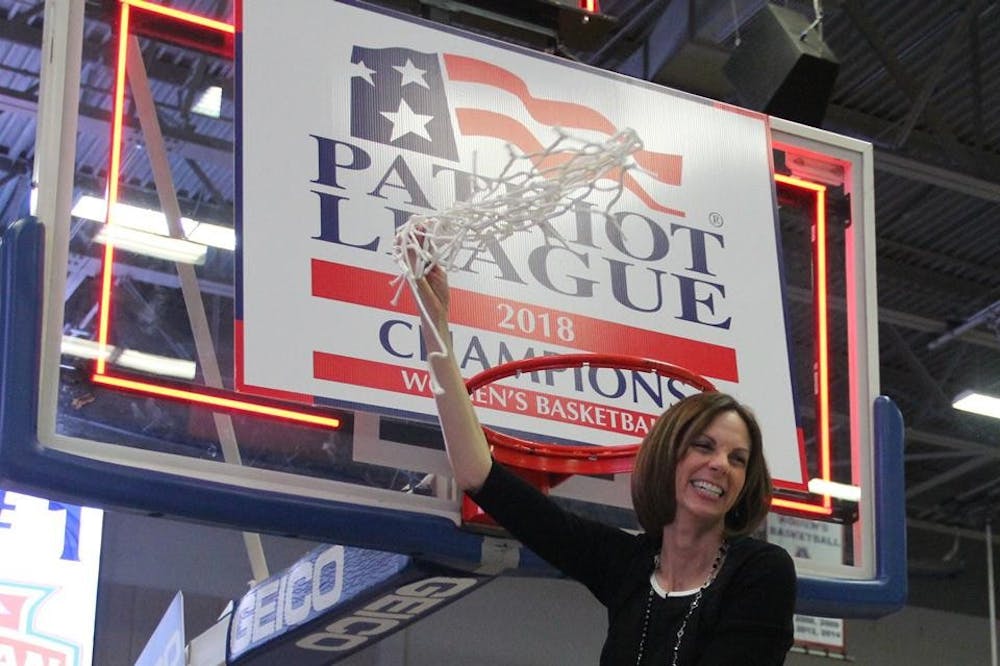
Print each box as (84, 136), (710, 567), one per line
(632, 393), (772, 542)
(411, 260), (796, 665)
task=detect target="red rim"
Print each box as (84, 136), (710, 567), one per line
(464, 353), (715, 475)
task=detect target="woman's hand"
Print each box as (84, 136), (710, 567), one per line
(398, 219), (452, 353)
(414, 264), (451, 353)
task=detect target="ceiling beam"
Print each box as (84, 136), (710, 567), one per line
(785, 285), (1000, 351)
(878, 237), (1000, 283)
(610, 0), (684, 78)
(907, 427), (1000, 458)
(968, 6), (986, 154)
(909, 518), (1000, 544)
(872, 150), (1000, 204)
(839, 0), (978, 172)
(892, 0), (981, 149)
(823, 105), (1000, 175)
(0, 7), (232, 88)
(876, 255), (991, 303)
(883, 323), (953, 409)
(68, 255), (233, 298)
(905, 455), (993, 499)
(0, 86), (232, 169)
(927, 300), (1000, 352)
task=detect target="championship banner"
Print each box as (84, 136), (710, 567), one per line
(237, 0), (806, 487)
(0, 489), (102, 666)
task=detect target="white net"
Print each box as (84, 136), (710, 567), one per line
(392, 127), (644, 393)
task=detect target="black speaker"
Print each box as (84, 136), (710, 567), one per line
(723, 3), (839, 126)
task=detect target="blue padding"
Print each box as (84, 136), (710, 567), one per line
(227, 545), (489, 664)
(796, 395), (908, 618)
(0, 217), (45, 466)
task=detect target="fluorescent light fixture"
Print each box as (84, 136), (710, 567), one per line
(61, 335), (197, 380)
(116, 349), (198, 380)
(72, 195), (235, 251)
(953, 390), (1000, 419)
(191, 85), (223, 118)
(60, 336), (111, 361)
(808, 478), (861, 502)
(94, 224), (208, 265)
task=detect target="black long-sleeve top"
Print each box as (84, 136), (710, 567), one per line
(469, 461), (796, 665)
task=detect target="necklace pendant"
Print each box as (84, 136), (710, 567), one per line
(638, 540), (728, 666)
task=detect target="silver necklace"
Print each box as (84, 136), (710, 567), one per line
(635, 540), (728, 666)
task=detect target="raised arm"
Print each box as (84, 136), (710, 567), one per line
(410, 266), (493, 493)
(403, 247), (642, 601)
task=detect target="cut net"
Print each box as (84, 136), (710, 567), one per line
(392, 128), (644, 392)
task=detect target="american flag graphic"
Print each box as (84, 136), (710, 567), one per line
(350, 47), (459, 161)
(349, 46), (684, 215)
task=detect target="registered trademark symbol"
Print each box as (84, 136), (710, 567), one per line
(708, 212), (724, 227)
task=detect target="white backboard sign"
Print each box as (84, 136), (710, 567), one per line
(237, 0), (805, 486)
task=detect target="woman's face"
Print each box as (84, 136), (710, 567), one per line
(673, 410), (751, 529)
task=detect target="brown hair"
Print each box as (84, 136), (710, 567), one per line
(630, 391), (772, 538)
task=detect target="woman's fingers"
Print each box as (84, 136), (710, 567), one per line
(395, 215), (451, 336)
(424, 265), (449, 302)
(416, 266), (449, 316)
(394, 216), (429, 270)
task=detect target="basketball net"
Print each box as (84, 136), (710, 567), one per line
(391, 128), (643, 393)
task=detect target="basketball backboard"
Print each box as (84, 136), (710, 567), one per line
(0, 0), (903, 619)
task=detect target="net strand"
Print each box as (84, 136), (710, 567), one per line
(392, 128), (644, 394)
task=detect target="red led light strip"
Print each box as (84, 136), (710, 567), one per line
(96, 1), (338, 430)
(125, 0), (235, 33)
(771, 173), (834, 516)
(92, 373), (342, 428)
(95, 2), (133, 375)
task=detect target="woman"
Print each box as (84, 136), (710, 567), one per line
(412, 263), (796, 665)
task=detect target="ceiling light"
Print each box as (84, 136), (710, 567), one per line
(94, 225), (208, 265)
(952, 390), (1000, 420)
(808, 478), (861, 502)
(61, 336), (196, 380)
(115, 349), (198, 380)
(72, 195), (235, 251)
(60, 336), (110, 361)
(191, 85), (223, 118)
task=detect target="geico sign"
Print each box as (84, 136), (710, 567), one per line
(231, 545), (346, 653)
(295, 577), (479, 652)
